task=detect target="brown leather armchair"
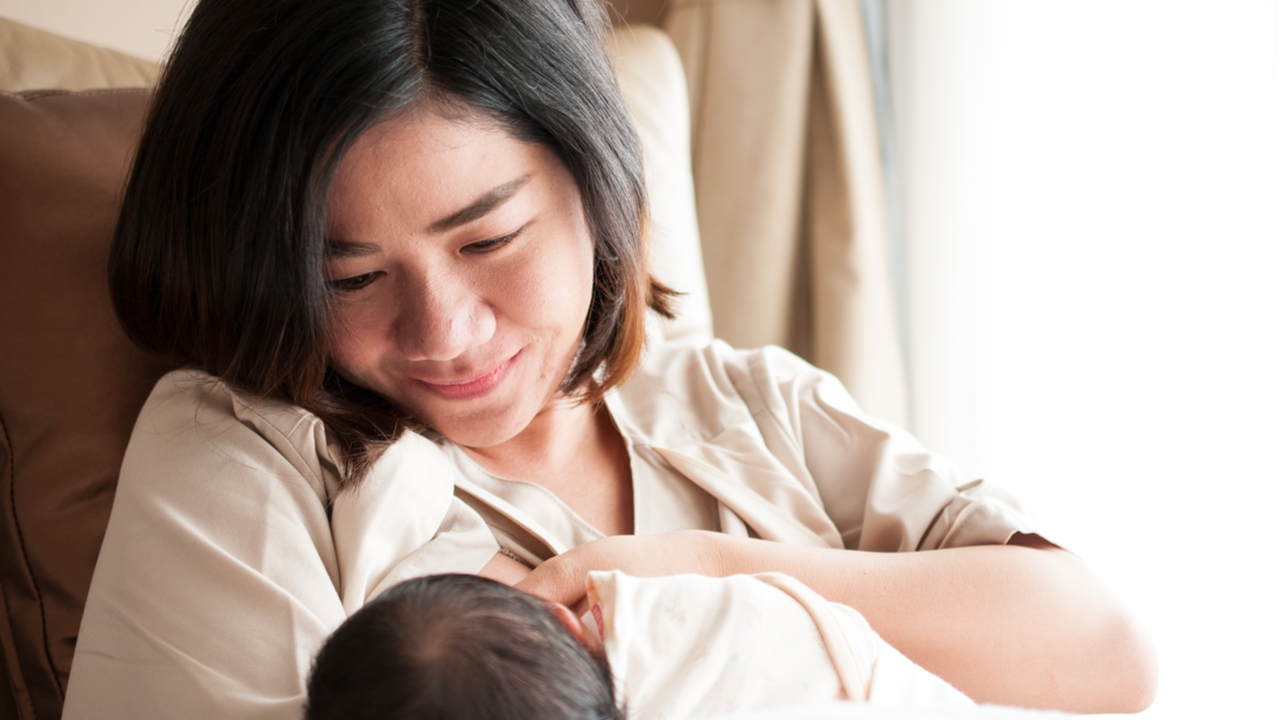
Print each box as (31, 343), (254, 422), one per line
(0, 85), (174, 719)
(1, 18), (171, 720)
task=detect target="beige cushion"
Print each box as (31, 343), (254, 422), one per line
(611, 26), (714, 345)
(0, 14), (707, 720)
(0, 17), (158, 92)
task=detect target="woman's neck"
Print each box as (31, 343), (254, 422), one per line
(459, 399), (634, 536)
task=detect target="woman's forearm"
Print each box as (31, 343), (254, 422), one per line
(706, 533), (1158, 713)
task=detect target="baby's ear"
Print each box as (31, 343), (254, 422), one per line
(544, 600), (600, 652)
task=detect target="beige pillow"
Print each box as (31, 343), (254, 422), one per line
(0, 16), (158, 92)
(611, 26), (714, 345)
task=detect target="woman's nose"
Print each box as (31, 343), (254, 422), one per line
(395, 269), (495, 361)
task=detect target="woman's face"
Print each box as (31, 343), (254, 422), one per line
(324, 110), (595, 448)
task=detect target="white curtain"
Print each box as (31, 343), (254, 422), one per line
(890, 2), (1280, 718)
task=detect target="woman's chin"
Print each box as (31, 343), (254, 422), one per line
(437, 421), (523, 450)
(415, 398), (536, 450)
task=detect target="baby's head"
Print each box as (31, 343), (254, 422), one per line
(305, 574), (622, 720)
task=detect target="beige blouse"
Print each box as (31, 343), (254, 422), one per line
(63, 341), (1036, 720)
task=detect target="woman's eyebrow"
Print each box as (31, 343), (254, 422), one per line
(429, 176), (529, 233)
(325, 240), (378, 258)
(324, 176), (530, 257)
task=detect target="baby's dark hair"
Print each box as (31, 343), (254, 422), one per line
(305, 574), (624, 720)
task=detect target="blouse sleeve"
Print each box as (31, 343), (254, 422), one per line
(62, 370), (498, 720)
(733, 345), (1040, 552)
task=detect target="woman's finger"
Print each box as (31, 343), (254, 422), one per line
(514, 531), (724, 606)
(515, 553), (586, 607)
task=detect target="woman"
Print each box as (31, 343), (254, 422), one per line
(63, 0), (1156, 717)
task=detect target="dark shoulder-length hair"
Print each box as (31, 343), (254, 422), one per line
(110, 0), (674, 487)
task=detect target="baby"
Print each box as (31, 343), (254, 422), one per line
(305, 572), (973, 720)
(305, 573), (621, 720)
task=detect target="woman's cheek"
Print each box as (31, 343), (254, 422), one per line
(327, 305), (381, 376)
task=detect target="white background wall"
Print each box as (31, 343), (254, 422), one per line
(890, 2), (1280, 718)
(5, 0), (1278, 717)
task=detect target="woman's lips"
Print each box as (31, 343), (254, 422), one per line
(410, 352), (519, 401)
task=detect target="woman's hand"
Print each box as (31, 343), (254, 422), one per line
(514, 530), (725, 609)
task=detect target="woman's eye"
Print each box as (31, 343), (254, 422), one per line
(464, 228), (523, 255)
(326, 271), (380, 292)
